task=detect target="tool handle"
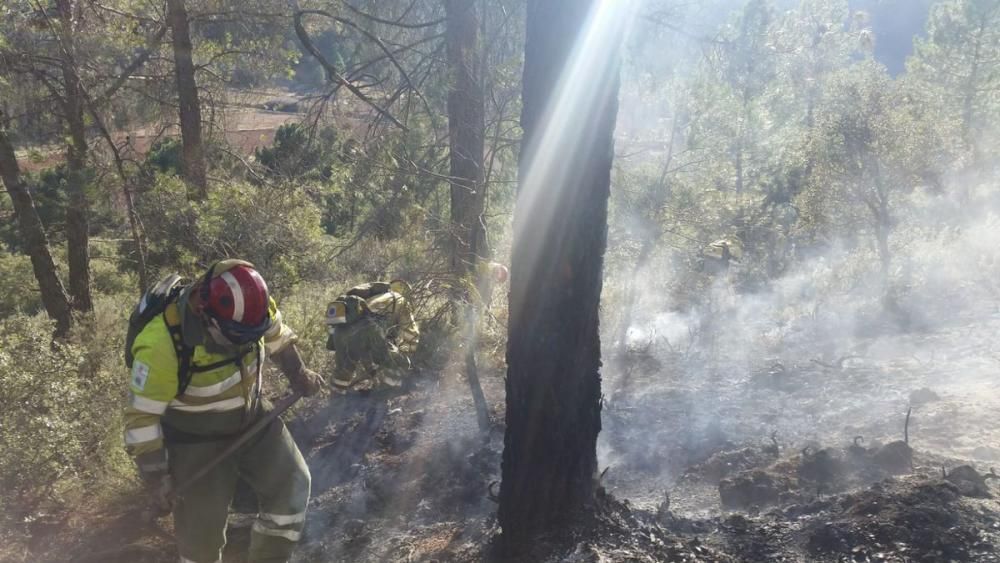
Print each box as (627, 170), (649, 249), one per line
(173, 390), (303, 497)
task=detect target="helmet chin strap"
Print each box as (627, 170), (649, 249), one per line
(205, 320), (239, 350)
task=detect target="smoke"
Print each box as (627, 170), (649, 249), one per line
(599, 163), (1000, 508)
(601, 2), (1000, 501)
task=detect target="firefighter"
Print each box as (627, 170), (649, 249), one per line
(325, 280), (420, 391)
(703, 236), (743, 274)
(477, 260), (509, 289)
(123, 260), (323, 563)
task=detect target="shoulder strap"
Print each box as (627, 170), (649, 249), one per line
(163, 299), (195, 396)
(164, 297), (246, 396)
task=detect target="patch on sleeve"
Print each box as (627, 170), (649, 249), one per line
(131, 361), (150, 391)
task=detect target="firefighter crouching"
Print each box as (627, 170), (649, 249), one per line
(123, 260), (323, 563)
(325, 280), (420, 392)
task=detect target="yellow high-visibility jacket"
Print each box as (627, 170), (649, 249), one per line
(123, 297), (296, 475)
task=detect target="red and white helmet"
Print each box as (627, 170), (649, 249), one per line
(489, 262), (509, 284)
(199, 260), (272, 344)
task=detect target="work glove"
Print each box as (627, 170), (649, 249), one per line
(143, 473), (174, 516)
(273, 344), (324, 397)
(293, 367), (324, 397)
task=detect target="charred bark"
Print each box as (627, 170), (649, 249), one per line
(167, 0), (208, 199)
(499, 0), (623, 546)
(0, 129), (72, 336)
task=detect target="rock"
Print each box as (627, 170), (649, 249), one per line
(946, 465), (992, 498)
(873, 441), (912, 475)
(909, 387), (940, 406)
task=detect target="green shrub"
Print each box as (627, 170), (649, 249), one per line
(145, 137), (183, 175)
(196, 180), (332, 291)
(0, 309), (132, 543)
(0, 251), (43, 317)
(255, 123), (338, 181)
(136, 175), (334, 290)
(132, 174), (201, 278)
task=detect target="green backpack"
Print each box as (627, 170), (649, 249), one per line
(124, 274), (196, 395)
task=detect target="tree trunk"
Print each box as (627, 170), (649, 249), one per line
(0, 129), (73, 336)
(447, 0), (491, 431)
(56, 0), (93, 313)
(499, 0), (624, 547)
(446, 0), (487, 276)
(85, 99), (149, 292)
(167, 0), (208, 199)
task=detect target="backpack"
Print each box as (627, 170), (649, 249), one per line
(124, 274), (196, 395)
(345, 281), (391, 300)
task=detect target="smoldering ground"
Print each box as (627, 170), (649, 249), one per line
(269, 356), (506, 562)
(599, 180), (1000, 514)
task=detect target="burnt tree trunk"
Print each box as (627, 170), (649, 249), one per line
(446, 0), (491, 430)
(167, 0), (208, 199)
(499, 0), (623, 546)
(0, 129), (73, 336)
(56, 0), (93, 312)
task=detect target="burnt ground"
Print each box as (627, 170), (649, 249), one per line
(47, 310), (1000, 562)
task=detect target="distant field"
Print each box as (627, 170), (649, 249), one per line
(17, 91), (307, 173)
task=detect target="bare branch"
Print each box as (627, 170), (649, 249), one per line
(94, 24), (168, 104)
(335, 0), (444, 29)
(298, 9), (433, 118)
(293, 10), (407, 130)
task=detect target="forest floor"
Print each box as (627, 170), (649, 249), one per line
(49, 307), (1000, 562)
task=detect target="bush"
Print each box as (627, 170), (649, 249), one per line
(90, 246), (138, 297)
(145, 137), (183, 176)
(136, 175), (333, 291)
(0, 251), (43, 317)
(196, 181), (332, 291)
(0, 309), (132, 545)
(255, 123), (338, 181)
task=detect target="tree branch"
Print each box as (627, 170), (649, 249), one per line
(94, 24), (168, 104)
(293, 10), (407, 130)
(335, 0), (444, 29)
(298, 9), (433, 118)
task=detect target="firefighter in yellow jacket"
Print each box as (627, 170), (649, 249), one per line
(123, 260), (323, 563)
(325, 280), (420, 391)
